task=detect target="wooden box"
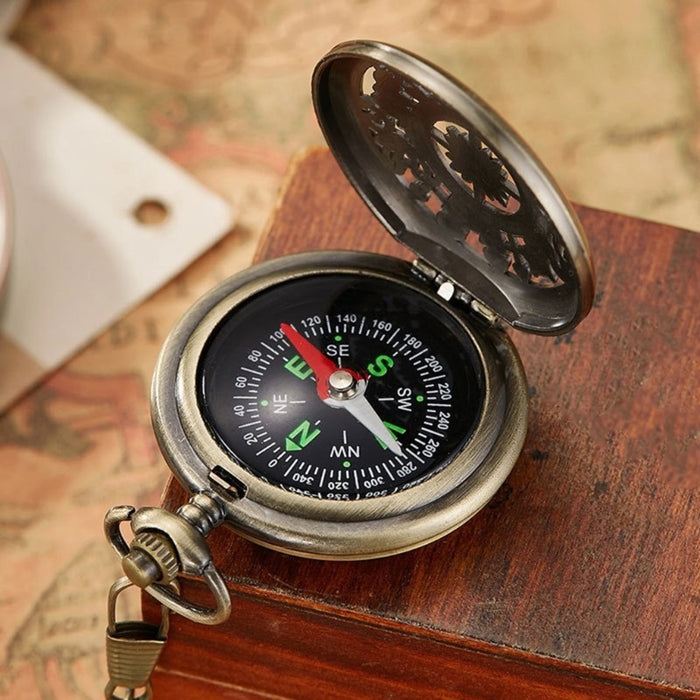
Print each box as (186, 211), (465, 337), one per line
(147, 149), (699, 699)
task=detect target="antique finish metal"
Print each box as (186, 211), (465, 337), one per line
(105, 494), (231, 625)
(152, 251), (528, 559)
(103, 40), (596, 687)
(312, 41), (595, 334)
(104, 577), (171, 699)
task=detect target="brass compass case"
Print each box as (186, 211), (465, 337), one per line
(152, 42), (594, 559)
(152, 252), (527, 559)
(103, 44), (596, 696)
(149, 40), (595, 560)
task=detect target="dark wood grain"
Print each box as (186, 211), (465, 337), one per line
(149, 148), (700, 698)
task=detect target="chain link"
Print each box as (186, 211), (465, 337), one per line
(104, 577), (171, 700)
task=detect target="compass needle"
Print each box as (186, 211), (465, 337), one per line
(283, 322), (403, 455)
(342, 394), (404, 457)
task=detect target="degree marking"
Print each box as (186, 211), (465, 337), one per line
(406, 448), (425, 464)
(237, 420), (261, 429)
(241, 367), (263, 376)
(284, 458), (299, 477)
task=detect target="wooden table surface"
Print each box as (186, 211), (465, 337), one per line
(149, 148), (700, 699)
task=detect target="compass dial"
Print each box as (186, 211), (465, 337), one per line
(197, 273), (485, 500)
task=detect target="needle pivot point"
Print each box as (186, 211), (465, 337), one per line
(328, 369), (357, 399)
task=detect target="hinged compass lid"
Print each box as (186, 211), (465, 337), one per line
(312, 41), (595, 335)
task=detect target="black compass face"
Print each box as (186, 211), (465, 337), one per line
(197, 274), (485, 500)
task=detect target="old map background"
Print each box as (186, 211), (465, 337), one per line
(1, 0), (699, 696)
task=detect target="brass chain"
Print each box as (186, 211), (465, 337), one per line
(104, 577), (171, 700)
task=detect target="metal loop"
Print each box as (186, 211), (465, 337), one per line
(104, 503), (232, 626)
(104, 505), (136, 559)
(145, 562), (232, 626)
(107, 577), (172, 638)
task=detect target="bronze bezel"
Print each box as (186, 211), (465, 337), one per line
(151, 251), (528, 559)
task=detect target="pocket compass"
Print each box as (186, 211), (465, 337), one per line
(105, 40), (594, 645)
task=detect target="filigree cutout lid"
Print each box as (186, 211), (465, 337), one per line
(312, 41), (595, 335)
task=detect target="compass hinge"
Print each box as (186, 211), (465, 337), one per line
(411, 258), (499, 327)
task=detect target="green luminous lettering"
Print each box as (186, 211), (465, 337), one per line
(367, 354), (394, 377)
(285, 420), (321, 452)
(284, 354), (313, 380)
(375, 421), (407, 450)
